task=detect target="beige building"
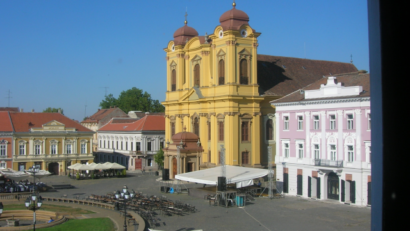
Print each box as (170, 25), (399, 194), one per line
(10, 111), (94, 175)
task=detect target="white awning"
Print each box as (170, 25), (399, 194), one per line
(175, 165), (271, 188)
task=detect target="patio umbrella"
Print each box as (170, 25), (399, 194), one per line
(25, 170), (52, 179)
(0, 169), (30, 180)
(103, 162), (126, 169)
(67, 163), (82, 170)
(93, 163), (111, 170)
(75, 164), (95, 171)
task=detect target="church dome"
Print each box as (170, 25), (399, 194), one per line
(171, 131), (199, 143)
(173, 24), (198, 46)
(219, 3), (250, 30)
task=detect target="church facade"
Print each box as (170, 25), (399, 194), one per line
(162, 3), (358, 174)
(162, 3), (278, 170)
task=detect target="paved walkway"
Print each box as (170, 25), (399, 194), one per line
(28, 172), (370, 231)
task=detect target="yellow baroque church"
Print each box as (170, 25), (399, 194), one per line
(162, 3), (279, 171)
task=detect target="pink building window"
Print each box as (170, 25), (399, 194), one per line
(347, 114), (354, 129)
(330, 145), (336, 160)
(314, 115), (320, 130)
(284, 116), (289, 130)
(368, 114), (371, 130)
(330, 115), (336, 130)
(314, 144), (320, 159)
(298, 143), (304, 158)
(297, 116), (303, 130)
(348, 145), (354, 162)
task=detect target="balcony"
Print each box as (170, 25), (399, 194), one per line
(314, 159), (343, 167)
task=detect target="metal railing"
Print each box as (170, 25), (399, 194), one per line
(314, 159), (343, 167)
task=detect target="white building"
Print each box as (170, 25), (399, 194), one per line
(96, 113), (165, 170)
(271, 71), (371, 206)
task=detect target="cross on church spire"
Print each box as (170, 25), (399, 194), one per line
(233, 0), (236, 8)
(184, 8), (188, 24)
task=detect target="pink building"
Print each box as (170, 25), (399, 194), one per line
(271, 71), (371, 206)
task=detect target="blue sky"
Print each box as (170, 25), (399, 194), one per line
(0, 0), (369, 121)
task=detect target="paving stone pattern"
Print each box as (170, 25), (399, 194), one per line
(37, 172), (370, 231)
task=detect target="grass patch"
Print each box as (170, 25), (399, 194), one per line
(4, 204), (94, 215)
(36, 218), (115, 231)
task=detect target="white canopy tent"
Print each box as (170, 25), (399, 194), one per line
(175, 165), (271, 188)
(67, 163), (82, 170)
(102, 162), (126, 170)
(25, 170), (52, 179)
(0, 169), (30, 181)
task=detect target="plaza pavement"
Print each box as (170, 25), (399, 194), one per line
(36, 171), (370, 231)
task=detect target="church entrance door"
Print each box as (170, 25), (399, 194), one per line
(172, 158), (177, 179)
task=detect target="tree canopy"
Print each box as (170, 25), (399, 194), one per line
(99, 87), (164, 113)
(43, 107), (64, 115)
(154, 148), (164, 169)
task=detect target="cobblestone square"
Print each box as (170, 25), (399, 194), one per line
(33, 172), (371, 231)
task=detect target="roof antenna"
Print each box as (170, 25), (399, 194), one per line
(233, 0), (236, 8)
(5, 89), (12, 107)
(185, 7), (188, 25)
(350, 54), (353, 64)
(304, 42), (306, 59)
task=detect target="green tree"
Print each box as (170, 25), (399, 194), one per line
(43, 107), (64, 115)
(154, 147), (164, 169)
(99, 94), (117, 109)
(99, 87), (164, 113)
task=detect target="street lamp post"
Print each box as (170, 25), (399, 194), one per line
(196, 138), (201, 171)
(0, 202), (4, 217)
(25, 166), (42, 231)
(114, 185), (135, 231)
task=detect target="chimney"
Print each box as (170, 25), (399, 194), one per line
(145, 112), (150, 115)
(31, 109), (34, 113)
(98, 109), (100, 111)
(20, 108), (23, 112)
(58, 109), (61, 114)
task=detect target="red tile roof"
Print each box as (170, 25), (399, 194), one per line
(257, 55), (358, 96)
(9, 112), (93, 132)
(0, 112), (13, 132)
(81, 108), (127, 123)
(99, 115), (165, 132)
(271, 72), (370, 104)
(0, 107), (19, 112)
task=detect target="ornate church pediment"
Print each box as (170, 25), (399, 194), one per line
(238, 48), (251, 56)
(179, 87), (204, 102)
(217, 49), (226, 57)
(32, 120), (74, 132)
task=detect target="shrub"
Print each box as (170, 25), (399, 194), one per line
(122, 169), (126, 177)
(76, 172), (80, 180)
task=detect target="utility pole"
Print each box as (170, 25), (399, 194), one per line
(5, 90), (12, 107)
(100, 87), (109, 96)
(84, 100), (87, 118)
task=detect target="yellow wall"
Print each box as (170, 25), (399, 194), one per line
(163, 24), (277, 168)
(12, 132), (94, 174)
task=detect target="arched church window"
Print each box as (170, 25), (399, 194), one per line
(194, 117), (199, 137)
(219, 59), (225, 85)
(240, 59), (248, 84)
(171, 69), (176, 91)
(266, 119), (273, 140)
(194, 64), (200, 87)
